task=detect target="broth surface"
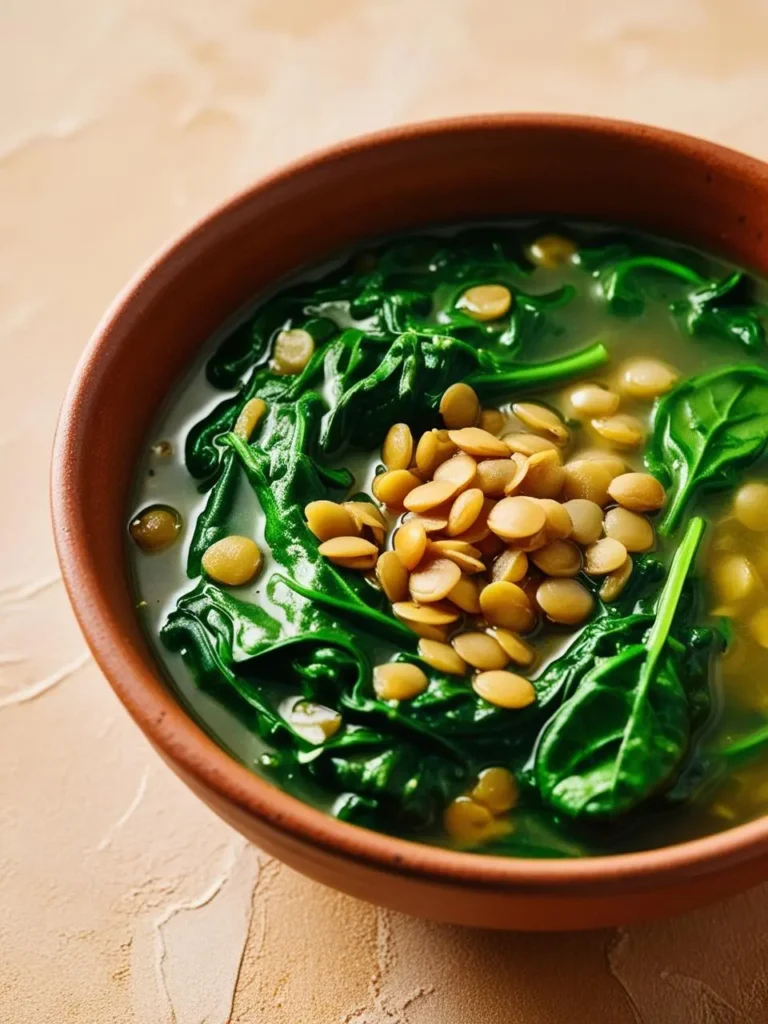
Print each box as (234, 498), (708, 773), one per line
(130, 222), (768, 857)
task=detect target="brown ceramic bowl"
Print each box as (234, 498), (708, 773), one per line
(52, 115), (768, 930)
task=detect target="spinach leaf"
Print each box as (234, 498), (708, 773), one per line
(186, 452), (240, 577)
(647, 365), (768, 535)
(162, 592), (289, 744)
(532, 612), (653, 711)
(221, 422), (411, 643)
(494, 285), (574, 354)
(672, 271), (767, 352)
(304, 737), (466, 830)
(597, 256), (705, 317)
(579, 244), (766, 352)
(320, 330), (608, 455)
(534, 517), (707, 819)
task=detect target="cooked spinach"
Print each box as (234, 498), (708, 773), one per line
(147, 224), (768, 856)
(579, 243), (767, 351)
(597, 255), (706, 317)
(535, 518), (710, 819)
(647, 365), (768, 535)
(673, 271), (767, 352)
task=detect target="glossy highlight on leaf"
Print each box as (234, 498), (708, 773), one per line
(647, 364), (768, 535)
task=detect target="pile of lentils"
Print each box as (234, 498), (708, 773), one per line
(307, 368), (674, 716)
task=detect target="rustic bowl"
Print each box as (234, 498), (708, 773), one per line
(52, 115), (768, 930)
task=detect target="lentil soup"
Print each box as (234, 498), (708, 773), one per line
(129, 223), (768, 858)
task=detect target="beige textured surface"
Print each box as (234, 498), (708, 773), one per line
(3, 0), (768, 1019)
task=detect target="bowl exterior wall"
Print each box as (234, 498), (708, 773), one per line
(52, 116), (768, 929)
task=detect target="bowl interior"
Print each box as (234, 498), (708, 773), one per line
(53, 115), (768, 892)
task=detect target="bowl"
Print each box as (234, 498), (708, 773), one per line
(52, 114), (768, 930)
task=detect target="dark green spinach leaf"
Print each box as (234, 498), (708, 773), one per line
(647, 365), (768, 535)
(597, 255), (705, 317)
(535, 517), (708, 819)
(672, 271), (767, 352)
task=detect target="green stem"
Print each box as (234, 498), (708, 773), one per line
(222, 431), (269, 485)
(658, 483), (691, 537)
(718, 724), (768, 763)
(467, 341), (609, 398)
(613, 257), (707, 288)
(607, 517), (705, 795)
(646, 516), (706, 666)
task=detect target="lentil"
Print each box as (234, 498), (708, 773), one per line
(527, 233), (577, 268)
(479, 581), (535, 632)
(568, 383), (619, 418)
(233, 397), (268, 440)
(448, 427), (510, 458)
(488, 496), (547, 541)
(373, 662), (429, 701)
(592, 413), (645, 447)
(418, 638), (467, 676)
(130, 505), (181, 553)
(604, 507), (654, 552)
(512, 402), (569, 445)
(381, 422), (414, 470)
(490, 628), (536, 667)
(375, 551), (410, 602)
(409, 557), (462, 603)
(619, 358), (678, 399)
(271, 328), (314, 375)
(202, 535), (263, 585)
(372, 468), (421, 509)
(305, 500), (358, 541)
(439, 382), (480, 428)
(530, 539), (582, 577)
(403, 479), (459, 513)
(607, 472), (666, 512)
(457, 283), (512, 321)
(600, 556), (633, 602)
(471, 767), (519, 814)
(473, 670), (536, 709)
(733, 482), (768, 532)
(584, 537), (628, 575)
(452, 632), (509, 670)
(536, 578), (594, 625)
(491, 548), (529, 584)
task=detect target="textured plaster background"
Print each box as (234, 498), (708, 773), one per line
(3, 0), (768, 1020)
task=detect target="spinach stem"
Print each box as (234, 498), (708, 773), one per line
(646, 516), (706, 666)
(611, 517), (705, 785)
(720, 723), (768, 762)
(613, 257), (707, 287)
(467, 341), (609, 394)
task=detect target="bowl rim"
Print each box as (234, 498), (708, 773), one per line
(52, 112), (768, 895)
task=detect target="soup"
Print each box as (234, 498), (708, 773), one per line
(129, 223), (768, 858)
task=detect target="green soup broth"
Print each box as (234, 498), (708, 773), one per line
(129, 222), (768, 858)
